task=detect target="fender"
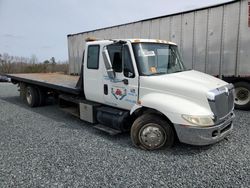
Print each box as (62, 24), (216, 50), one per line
(130, 93), (212, 125)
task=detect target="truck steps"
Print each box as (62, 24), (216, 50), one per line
(93, 124), (121, 136)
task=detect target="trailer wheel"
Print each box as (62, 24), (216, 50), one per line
(234, 82), (250, 110)
(131, 114), (174, 150)
(19, 82), (27, 101)
(26, 86), (40, 107)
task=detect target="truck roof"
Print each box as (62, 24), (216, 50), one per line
(86, 39), (177, 46)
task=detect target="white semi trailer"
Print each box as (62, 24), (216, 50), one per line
(67, 0), (250, 110)
(8, 39), (235, 150)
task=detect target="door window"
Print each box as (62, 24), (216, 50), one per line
(107, 44), (122, 72)
(107, 44), (135, 78)
(87, 45), (100, 69)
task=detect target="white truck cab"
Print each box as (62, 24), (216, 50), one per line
(8, 38), (235, 150)
(83, 39), (235, 149)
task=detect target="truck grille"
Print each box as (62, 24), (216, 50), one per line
(208, 84), (234, 123)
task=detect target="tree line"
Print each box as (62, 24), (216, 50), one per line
(0, 53), (68, 74)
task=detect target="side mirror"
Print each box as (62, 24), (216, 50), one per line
(102, 46), (115, 79)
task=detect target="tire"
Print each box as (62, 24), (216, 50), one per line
(26, 86), (40, 107)
(130, 113), (174, 150)
(234, 82), (250, 110)
(19, 82), (27, 101)
(36, 87), (46, 106)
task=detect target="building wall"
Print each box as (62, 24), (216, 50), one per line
(67, 0), (250, 77)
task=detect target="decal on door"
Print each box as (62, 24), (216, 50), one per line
(111, 87), (127, 100)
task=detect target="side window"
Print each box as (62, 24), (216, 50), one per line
(87, 45), (99, 69)
(107, 44), (122, 72)
(123, 45), (135, 78)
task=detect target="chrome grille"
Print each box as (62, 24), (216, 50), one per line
(208, 84), (234, 122)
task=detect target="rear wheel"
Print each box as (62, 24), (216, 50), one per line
(19, 82), (27, 101)
(234, 82), (250, 110)
(36, 87), (46, 106)
(131, 114), (174, 150)
(26, 86), (40, 107)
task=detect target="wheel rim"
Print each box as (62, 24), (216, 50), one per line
(139, 123), (166, 150)
(235, 87), (250, 106)
(26, 90), (32, 105)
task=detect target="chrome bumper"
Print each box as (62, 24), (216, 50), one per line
(174, 112), (235, 146)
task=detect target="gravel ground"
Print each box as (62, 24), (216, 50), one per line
(0, 83), (249, 187)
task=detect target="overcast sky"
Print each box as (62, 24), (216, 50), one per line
(0, 0), (232, 62)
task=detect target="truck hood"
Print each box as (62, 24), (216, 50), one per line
(139, 70), (228, 109)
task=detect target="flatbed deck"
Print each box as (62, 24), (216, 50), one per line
(7, 73), (81, 95)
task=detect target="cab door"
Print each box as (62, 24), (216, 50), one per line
(103, 43), (139, 110)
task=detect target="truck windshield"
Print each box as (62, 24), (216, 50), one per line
(132, 43), (186, 76)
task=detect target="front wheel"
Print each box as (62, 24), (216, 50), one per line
(131, 114), (174, 150)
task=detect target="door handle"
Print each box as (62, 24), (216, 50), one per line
(122, 79), (129, 85)
(104, 84), (108, 95)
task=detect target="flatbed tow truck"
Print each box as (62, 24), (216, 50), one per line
(7, 39), (235, 150)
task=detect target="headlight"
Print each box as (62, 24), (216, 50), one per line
(182, 115), (214, 127)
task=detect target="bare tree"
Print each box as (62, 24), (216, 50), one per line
(0, 53), (68, 74)
(30, 54), (38, 64)
(50, 57), (56, 72)
(43, 60), (50, 72)
(0, 53), (13, 74)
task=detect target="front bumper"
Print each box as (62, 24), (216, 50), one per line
(174, 112), (235, 146)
